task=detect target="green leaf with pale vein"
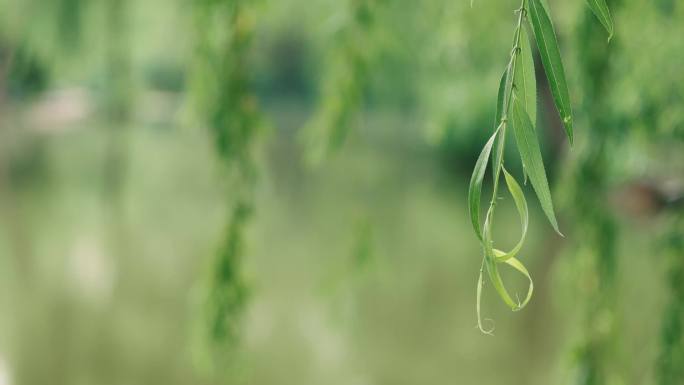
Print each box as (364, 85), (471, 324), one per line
(527, 0), (574, 144)
(585, 0), (614, 40)
(495, 69), (508, 126)
(515, 26), (537, 125)
(511, 96), (561, 235)
(492, 71), (508, 183)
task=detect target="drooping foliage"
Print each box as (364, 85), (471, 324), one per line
(647, 5), (684, 384)
(468, 0), (613, 333)
(103, 0), (132, 205)
(657, 215), (684, 385)
(561, 3), (622, 382)
(191, 0), (263, 364)
(301, 0), (379, 164)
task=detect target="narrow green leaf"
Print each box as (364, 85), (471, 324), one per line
(468, 130), (499, 240)
(483, 240), (534, 311)
(481, 215), (515, 311)
(476, 265), (494, 335)
(585, 0), (614, 40)
(485, 253), (520, 310)
(482, 216), (534, 311)
(514, 27), (537, 125)
(527, 0), (574, 145)
(481, 171), (534, 312)
(495, 169), (529, 262)
(491, 130), (505, 186)
(515, 26), (536, 183)
(492, 71), (508, 183)
(511, 96), (562, 235)
(495, 69), (508, 126)
(494, 250), (534, 310)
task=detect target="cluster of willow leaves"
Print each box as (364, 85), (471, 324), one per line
(468, 0), (613, 333)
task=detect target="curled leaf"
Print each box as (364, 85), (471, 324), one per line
(484, 253), (518, 310)
(495, 251), (534, 310)
(482, 243), (534, 311)
(495, 168), (529, 262)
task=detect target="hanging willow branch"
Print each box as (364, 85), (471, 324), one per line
(468, 0), (613, 333)
(191, 0), (262, 359)
(301, 0), (378, 164)
(563, 1), (622, 382)
(657, 215), (684, 385)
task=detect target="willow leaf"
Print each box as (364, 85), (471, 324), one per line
(527, 0), (574, 145)
(495, 69), (508, 126)
(482, 215), (516, 310)
(476, 266), (494, 335)
(494, 250), (534, 310)
(484, 254), (519, 310)
(468, 130), (499, 240)
(495, 169), (529, 262)
(585, 0), (614, 40)
(515, 26), (536, 183)
(491, 130), (505, 186)
(514, 26), (537, 125)
(511, 96), (561, 235)
(483, 245), (534, 311)
(492, 71), (508, 183)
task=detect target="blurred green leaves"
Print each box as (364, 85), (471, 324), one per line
(301, 0), (379, 165)
(190, 0), (262, 364)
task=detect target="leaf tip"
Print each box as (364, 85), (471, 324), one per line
(563, 115), (574, 146)
(477, 319), (496, 335)
(549, 217), (563, 237)
(555, 226), (564, 238)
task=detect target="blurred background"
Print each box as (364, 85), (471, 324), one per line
(0, 0), (682, 384)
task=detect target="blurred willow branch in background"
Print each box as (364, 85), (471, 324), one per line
(300, 0), (379, 165)
(652, 4), (683, 384)
(561, 1), (623, 383)
(103, 0), (132, 269)
(190, 0), (263, 371)
(657, 214), (684, 385)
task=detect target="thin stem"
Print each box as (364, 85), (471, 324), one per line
(502, 1), (527, 122)
(483, 0), (527, 253)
